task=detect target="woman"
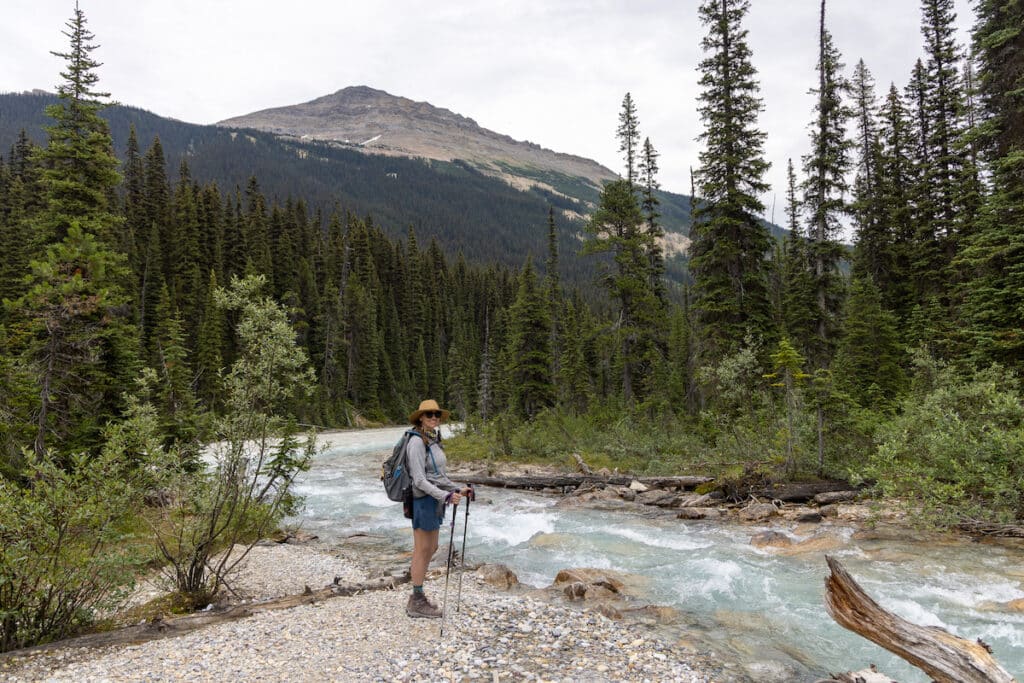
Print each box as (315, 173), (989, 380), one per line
(405, 399), (473, 618)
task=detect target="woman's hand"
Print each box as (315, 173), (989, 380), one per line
(460, 486), (475, 501)
(447, 491), (461, 506)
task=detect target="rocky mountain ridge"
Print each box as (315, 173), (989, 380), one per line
(216, 85), (619, 201)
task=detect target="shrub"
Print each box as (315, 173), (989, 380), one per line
(0, 447), (145, 652)
(860, 366), (1024, 525)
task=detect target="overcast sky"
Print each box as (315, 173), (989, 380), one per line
(3, 0), (975, 221)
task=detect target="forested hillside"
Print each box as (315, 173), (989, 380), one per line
(0, 91), (705, 288)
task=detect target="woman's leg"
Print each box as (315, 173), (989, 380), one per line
(411, 528), (440, 585)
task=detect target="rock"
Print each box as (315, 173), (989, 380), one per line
(477, 563), (519, 590)
(676, 508), (708, 520)
(740, 502), (778, 521)
(780, 531), (845, 555)
(635, 490), (682, 507)
(750, 531), (794, 548)
(678, 493), (714, 507)
(563, 582), (588, 600)
(796, 511), (823, 523)
(628, 480), (649, 492)
(814, 490), (859, 505)
(612, 485), (636, 502)
(818, 504), (839, 517)
(596, 603), (623, 620)
(553, 569), (624, 593)
(1006, 598), (1024, 612)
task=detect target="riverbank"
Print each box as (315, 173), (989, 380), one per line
(0, 541), (728, 682)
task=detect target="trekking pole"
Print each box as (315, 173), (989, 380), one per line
(456, 487), (472, 612)
(439, 493), (458, 637)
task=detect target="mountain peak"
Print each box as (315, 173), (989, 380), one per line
(216, 86), (615, 192)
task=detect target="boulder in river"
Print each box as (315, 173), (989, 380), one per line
(740, 502), (778, 521)
(750, 531), (794, 548)
(476, 563), (519, 590)
(813, 490), (860, 505)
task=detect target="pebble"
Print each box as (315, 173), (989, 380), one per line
(0, 543), (723, 682)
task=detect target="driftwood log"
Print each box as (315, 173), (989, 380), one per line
(0, 573), (410, 659)
(957, 518), (1024, 538)
(823, 555), (1015, 683)
(750, 480), (857, 504)
(459, 474), (713, 491)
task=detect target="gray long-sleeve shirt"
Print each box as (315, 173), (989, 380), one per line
(407, 433), (458, 503)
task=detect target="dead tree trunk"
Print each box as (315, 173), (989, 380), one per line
(823, 555), (1015, 683)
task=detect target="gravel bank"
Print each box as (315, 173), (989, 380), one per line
(1, 543), (726, 682)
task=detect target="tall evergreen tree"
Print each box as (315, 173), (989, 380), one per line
(957, 0), (1024, 368)
(639, 137), (667, 303)
(800, 0), (852, 366)
(690, 0), (772, 363)
(617, 93), (641, 186)
(504, 260), (553, 419)
(34, 3), (122, 246)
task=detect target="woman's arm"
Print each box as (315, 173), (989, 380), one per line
(407, 437), (450, 501)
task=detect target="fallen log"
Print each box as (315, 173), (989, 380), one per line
(750, 480), (857, 504)
(459, 473), (713, 491)
(0, 572), (410, 658)
(823, 555), (1015, 683)
(957, 518), (1024, 538)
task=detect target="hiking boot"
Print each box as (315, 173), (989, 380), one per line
(406, 592), (442, 618)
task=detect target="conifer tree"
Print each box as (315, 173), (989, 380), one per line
(957, 0), (1024, 368)
(194, 269), (225, 410)
(833, 277), (905, 407)
(850, 60), (889, 284)
(800, 0), (852, 366)
(639, 137), (667, 303)
(35, 4), (122, 246)
(875, 84), (917, 318)
(691, 0), (772, 362)
(504, 260), (553, 418)
(617, 93), (641, 186)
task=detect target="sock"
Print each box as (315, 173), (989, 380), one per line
(413, 585), (424, 595)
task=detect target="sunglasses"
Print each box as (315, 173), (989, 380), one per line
(423, 411), (443, 419)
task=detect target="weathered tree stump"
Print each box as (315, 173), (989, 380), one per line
(823, 555), (1015, 683)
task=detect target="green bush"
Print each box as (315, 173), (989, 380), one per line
(0, 448), (145, 652)
(860, 366), (1024, 525)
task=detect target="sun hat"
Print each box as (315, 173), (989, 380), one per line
(408, 399), (450, 425)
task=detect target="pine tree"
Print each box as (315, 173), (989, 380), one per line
(35, 4), (122, 246)
(617, 93), (640, 186)
(833, 277), (905, 406)
(849, 60), (889, 284)
(639, 137), (667, 304)
(504, 260), (553, 418)
(691, 0), (772, 362)
(800, 0), (852, 366)
(582, 179), (662, 404)
(780, 159), (816, 349)
(957, 0), (1024, 368)
(875, 84), (918, 318)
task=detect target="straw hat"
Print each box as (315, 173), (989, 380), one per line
(408, 399), (450, 425)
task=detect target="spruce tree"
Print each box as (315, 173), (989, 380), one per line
(691, 0), (772, 362)
(617, 93), (640, 186)
(35, 4), (122, 246)
(833, 277), (905, 407)
(957, 0), (1024, 368)
(639, 137), (667, 304)
(504, 260), (553, 418)
(800, 0), (852, 366)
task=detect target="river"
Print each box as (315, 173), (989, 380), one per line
(289, 426), (1024, 682)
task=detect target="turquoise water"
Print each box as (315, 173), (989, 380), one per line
(293, 428), (1024, 682)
